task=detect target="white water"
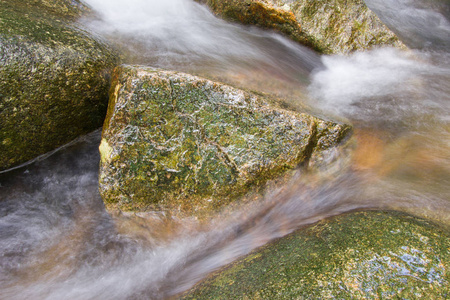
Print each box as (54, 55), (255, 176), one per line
(84, 0), (320, 70)
(1, 0), (449, 299)
(365, 0), (450, 50)
(83, 0), (321, 103)
(309, 48), (450, 125)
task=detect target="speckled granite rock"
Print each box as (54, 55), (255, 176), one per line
(183, 211), (450, 299)
(200, 0), (405, 54)
(99, 65), (350, 215)
(0, 0), (119, 170)
(27, 0), (92, 20)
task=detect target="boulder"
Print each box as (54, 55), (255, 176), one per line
(199, 0), (405, 54)
(0, 0), (119, 170)
(99, 65), (350, 215)
(183, 211), (450, 299)
(26, 0), (92, 20)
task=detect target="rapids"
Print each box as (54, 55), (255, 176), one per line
(0, 0), (449, 299)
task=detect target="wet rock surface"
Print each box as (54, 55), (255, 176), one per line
(183, 211), (450, 299)
(200, 0), (405, 54)
(99, 65), (350, 216)
(0, 0), (119, 170)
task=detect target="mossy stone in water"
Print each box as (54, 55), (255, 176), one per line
(0, 0), (119, 170)
(184, 211), (449, 299)
(99, 65), (350, 216)
(199, 0), (324, 52)
(25, 0), (92, 20)
(201, 0), (405, 54)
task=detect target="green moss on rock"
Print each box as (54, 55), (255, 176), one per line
(183, 211), (450, 299)
(24, 0), (92, 20)
(99, 65), (350, 215)
(200, 0), (405, 54)
(0, 0), (119, 170)
(200, 0), (323, 52)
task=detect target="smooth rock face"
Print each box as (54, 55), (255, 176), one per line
(99, 65), (350, 214)
(0, 0), (119, 170)
(184, 211), (450, 299)
(200, 0), (405, 54)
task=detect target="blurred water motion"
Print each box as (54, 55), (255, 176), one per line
(1, 0), (449, 298)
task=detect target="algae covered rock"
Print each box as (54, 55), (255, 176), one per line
(200, 0), (405, 54)
(184, 211), (450, 299)
(198, 0), (323, 52)
(27, 0), (92, 20)
(99, 65), (350, 214)
(0, 0), (119, 170)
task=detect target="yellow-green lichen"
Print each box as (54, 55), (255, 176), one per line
(99, 65), (350, 216)
(0, 0), (119, 170)
(183, 211), (450, 299)
(201, 0), (406, 54)
(99, 138), (113, 164)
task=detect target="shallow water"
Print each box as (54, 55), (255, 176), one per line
(0, 0), (449, 299)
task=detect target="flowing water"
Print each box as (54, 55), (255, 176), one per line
(0, 0), (449, 299)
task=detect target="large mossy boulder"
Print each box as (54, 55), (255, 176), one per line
(26, 0), (92, 20)
(200, 0), (405, 54)
(184, 211), (450, 299)
(99, 65), (350, 215)
(0, 0), (119, 171)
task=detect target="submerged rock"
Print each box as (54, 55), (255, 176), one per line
(183, 211), (450, 299)
(200, 0), (405, 54)
(99, 65), (350, 215)
(0, 0), (119, 170)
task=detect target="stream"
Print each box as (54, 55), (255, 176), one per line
(0, 0), (449, 299)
